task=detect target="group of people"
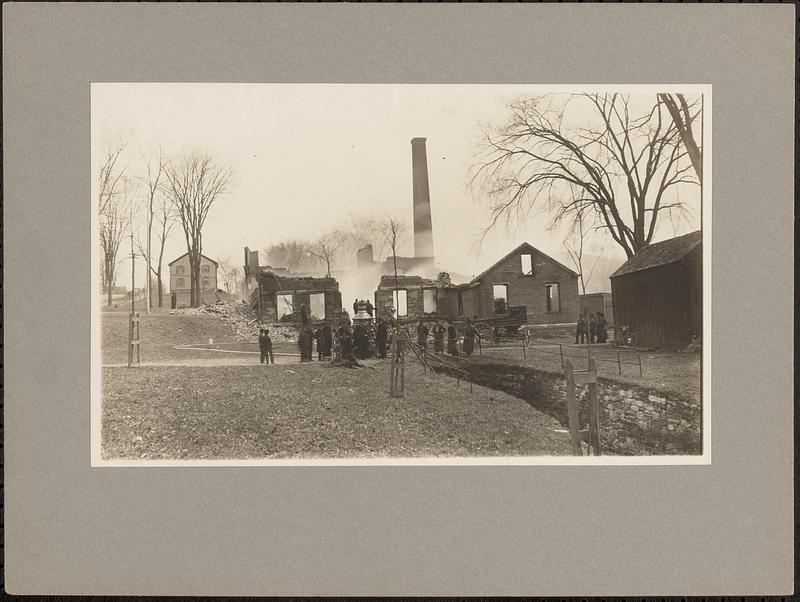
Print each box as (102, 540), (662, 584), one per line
(574, 311), (608, 344)
(261, 309), (491, 366)
(416, 317), (482, 357)
(299, 324), (333, 362)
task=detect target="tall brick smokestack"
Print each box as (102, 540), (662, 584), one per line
(411, 137), (434, 258)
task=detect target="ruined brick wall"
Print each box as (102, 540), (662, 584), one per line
(474, 250), (579, 325)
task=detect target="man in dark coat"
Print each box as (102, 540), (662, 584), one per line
(432, 320), (445, 353)
(358, 325), (370, 358)
(313, 328), (323, 360)
(416, 321), (429, 351)
(575, 316), (587, 344)
(365, 300), (374, 317)
(321, 323), (332, 358)
(376, 319), (388, 358)
(597, 312), (608, 344)
(447, 321), (459, 356)
(338, 323), (352, 361)
(298, 327), (312, 362)
(352, 324), (365, 359)
(463, 318), (480, 357)
(259, 328), (274, 364)
(353, 299), (359, 315)
(588, 313), (597, 343)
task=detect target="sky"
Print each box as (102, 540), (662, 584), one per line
(92, 83), (703, 294)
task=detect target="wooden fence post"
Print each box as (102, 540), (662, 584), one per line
(128, 313), (140, 368)
(588, 357), (601, 455)
(564, 360), (583, 455)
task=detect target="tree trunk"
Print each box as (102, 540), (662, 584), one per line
(157, 270), (163, 307)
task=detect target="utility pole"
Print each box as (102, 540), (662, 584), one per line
(130, 228), (135, 314)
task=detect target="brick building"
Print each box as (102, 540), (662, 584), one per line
(461, 242), (580, 324)
(373, 242), (580, 326)
(168, 252), (218, 308)
(252, 271), (342, 325)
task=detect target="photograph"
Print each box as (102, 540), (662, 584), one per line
(92, 83), (709, 464)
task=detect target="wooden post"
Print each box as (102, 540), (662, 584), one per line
(128, 313), (140, 368)
(559, 344), (564, 369)
(588, 357), (601, 455)
(638, 353), (643, 378)
(617, 349), (622, 375)
(521, 335), (527, 360)
(564, 360), (583, 455)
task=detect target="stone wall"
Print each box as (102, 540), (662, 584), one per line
(430, 356), (701, 455)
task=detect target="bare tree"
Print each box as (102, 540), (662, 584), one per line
(340, 214), (393, 262)
(163, 153), (232, 307)
(562, 209), (603, 308)
(379, 216), (410, 300)
(472, 93), (700, 259)
(658, 93), (703, 182)
(98, 141), (130, 306)
(381, 216), (409, 397)
(262, 240), (316, 273)
(140, 148), (163, 313)
(308, 230), (346, 278)
(216, 257), (239, 293)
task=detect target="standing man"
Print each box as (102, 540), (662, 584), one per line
(432, 320), (445, 353)
(575, 316), (587, 344)
(597, 312), (608, 344)
(376, 318), (388, 359)
(259, 328), (273, 364)
(447, 321), (459, 356)
(416, 320), (429, 351)
(588, 313), (597, 344)
(463, 318), (480, 357)
(313, 327), (323, 360)
(322, 323), (332, 358)
(298, 327), (312, 362)
(352, 324), (364, 359)
(365, 299), (374, 317)
(353, 298), (359, 316)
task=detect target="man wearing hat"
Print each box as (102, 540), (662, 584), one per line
(259, 328), (274, 364)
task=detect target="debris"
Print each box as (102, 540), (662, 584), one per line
(169, 301), (298, 342)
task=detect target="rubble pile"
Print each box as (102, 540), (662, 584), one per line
(169, 302), (298, 342)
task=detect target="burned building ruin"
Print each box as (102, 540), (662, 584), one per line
(244, 247), (343, 324)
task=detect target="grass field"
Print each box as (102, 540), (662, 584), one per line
(477, 339), (701, 403)
(101, 361), (573, 460)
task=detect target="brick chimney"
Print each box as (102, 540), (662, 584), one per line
(411, 137), (435, 259)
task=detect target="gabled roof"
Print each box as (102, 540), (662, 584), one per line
(610, 230), (702, 278)
(471, 242), (579, 283)
(168, 252), (218, 266)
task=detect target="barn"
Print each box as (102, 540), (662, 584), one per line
(610, 230), (702, 348)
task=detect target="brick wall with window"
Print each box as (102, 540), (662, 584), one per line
(473, 250), (578, 324)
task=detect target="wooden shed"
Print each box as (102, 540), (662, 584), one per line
(610, 231), (702, 348)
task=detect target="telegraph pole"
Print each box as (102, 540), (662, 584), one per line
(130, 228), (135, 314)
